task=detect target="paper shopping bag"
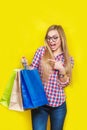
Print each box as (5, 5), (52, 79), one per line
(0, 70), (16, 108)
(20, 69), (48, 109)
(9, 70), (24, 111)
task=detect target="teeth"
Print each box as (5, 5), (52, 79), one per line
(51, 44), (55, 46)
(51, 44), (55, 45)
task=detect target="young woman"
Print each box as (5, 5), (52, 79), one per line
(22, 25), (74, 130)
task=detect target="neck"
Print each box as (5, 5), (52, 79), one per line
(53, 48), (63, 57)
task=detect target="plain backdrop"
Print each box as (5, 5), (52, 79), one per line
(0, 0), (87, 130)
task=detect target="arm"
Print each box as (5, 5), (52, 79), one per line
(30, 47), (44, 69)
(57, 68), (70, 88)
(21, 47), (44, 69)
(58, 56), (74, 88)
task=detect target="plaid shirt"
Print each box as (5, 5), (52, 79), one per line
(30, 46), (74, 107)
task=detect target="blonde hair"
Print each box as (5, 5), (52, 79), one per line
(41, 25), (72, 82)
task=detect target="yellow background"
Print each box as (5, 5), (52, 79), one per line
(0, 0), (87, 130)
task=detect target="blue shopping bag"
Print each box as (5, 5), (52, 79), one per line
(20, 69), (48, 109)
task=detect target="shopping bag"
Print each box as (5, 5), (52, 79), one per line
(9, 70), (24, 111)
(0, 70), (16, 108)
(20, 69), (48, 109)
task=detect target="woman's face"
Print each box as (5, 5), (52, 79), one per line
(46, 30), (62, 51)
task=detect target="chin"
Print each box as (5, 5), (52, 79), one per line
(51, 47), (58, 51)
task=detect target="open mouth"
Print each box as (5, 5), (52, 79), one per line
(50, 44), (56, 48)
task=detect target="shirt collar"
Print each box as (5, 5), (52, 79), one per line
(54, 52), (64, 58)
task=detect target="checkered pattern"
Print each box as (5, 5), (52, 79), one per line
(30, 46), (74, 107)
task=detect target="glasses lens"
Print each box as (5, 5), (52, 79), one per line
(46, 36), (58, 42)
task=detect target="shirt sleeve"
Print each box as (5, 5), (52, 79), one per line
(58, 77), (70, 88)
(30, 47), (44, 69)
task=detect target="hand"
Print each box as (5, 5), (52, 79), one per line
(48, 59), (65, 73)
(21, 57), (28, 68)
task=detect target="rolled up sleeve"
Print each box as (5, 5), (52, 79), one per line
(58, 76), (70, 88)
(58, 56), (74, 88)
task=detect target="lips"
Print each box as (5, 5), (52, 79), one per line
(50, 44), (56, 48)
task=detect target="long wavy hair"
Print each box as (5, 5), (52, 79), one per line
(40, 25), (72, 82)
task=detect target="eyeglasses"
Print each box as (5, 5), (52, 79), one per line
(46, 36), (59, 42)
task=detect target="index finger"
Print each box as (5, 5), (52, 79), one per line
(48, 59), (56, 63)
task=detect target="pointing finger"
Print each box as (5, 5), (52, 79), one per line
(48, 59), (56, 63)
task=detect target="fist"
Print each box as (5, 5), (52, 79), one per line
(48, 59), (64, 71)
(21, 57), (28, 67)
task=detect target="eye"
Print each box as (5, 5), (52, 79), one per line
(53, 36), (58, 39)
(46, 36), (51, 40)
(47, 36), (50, 39)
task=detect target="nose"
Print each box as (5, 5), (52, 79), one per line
(49, 38), (53, 43)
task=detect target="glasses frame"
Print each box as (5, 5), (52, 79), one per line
(46, 36), (59, 42)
